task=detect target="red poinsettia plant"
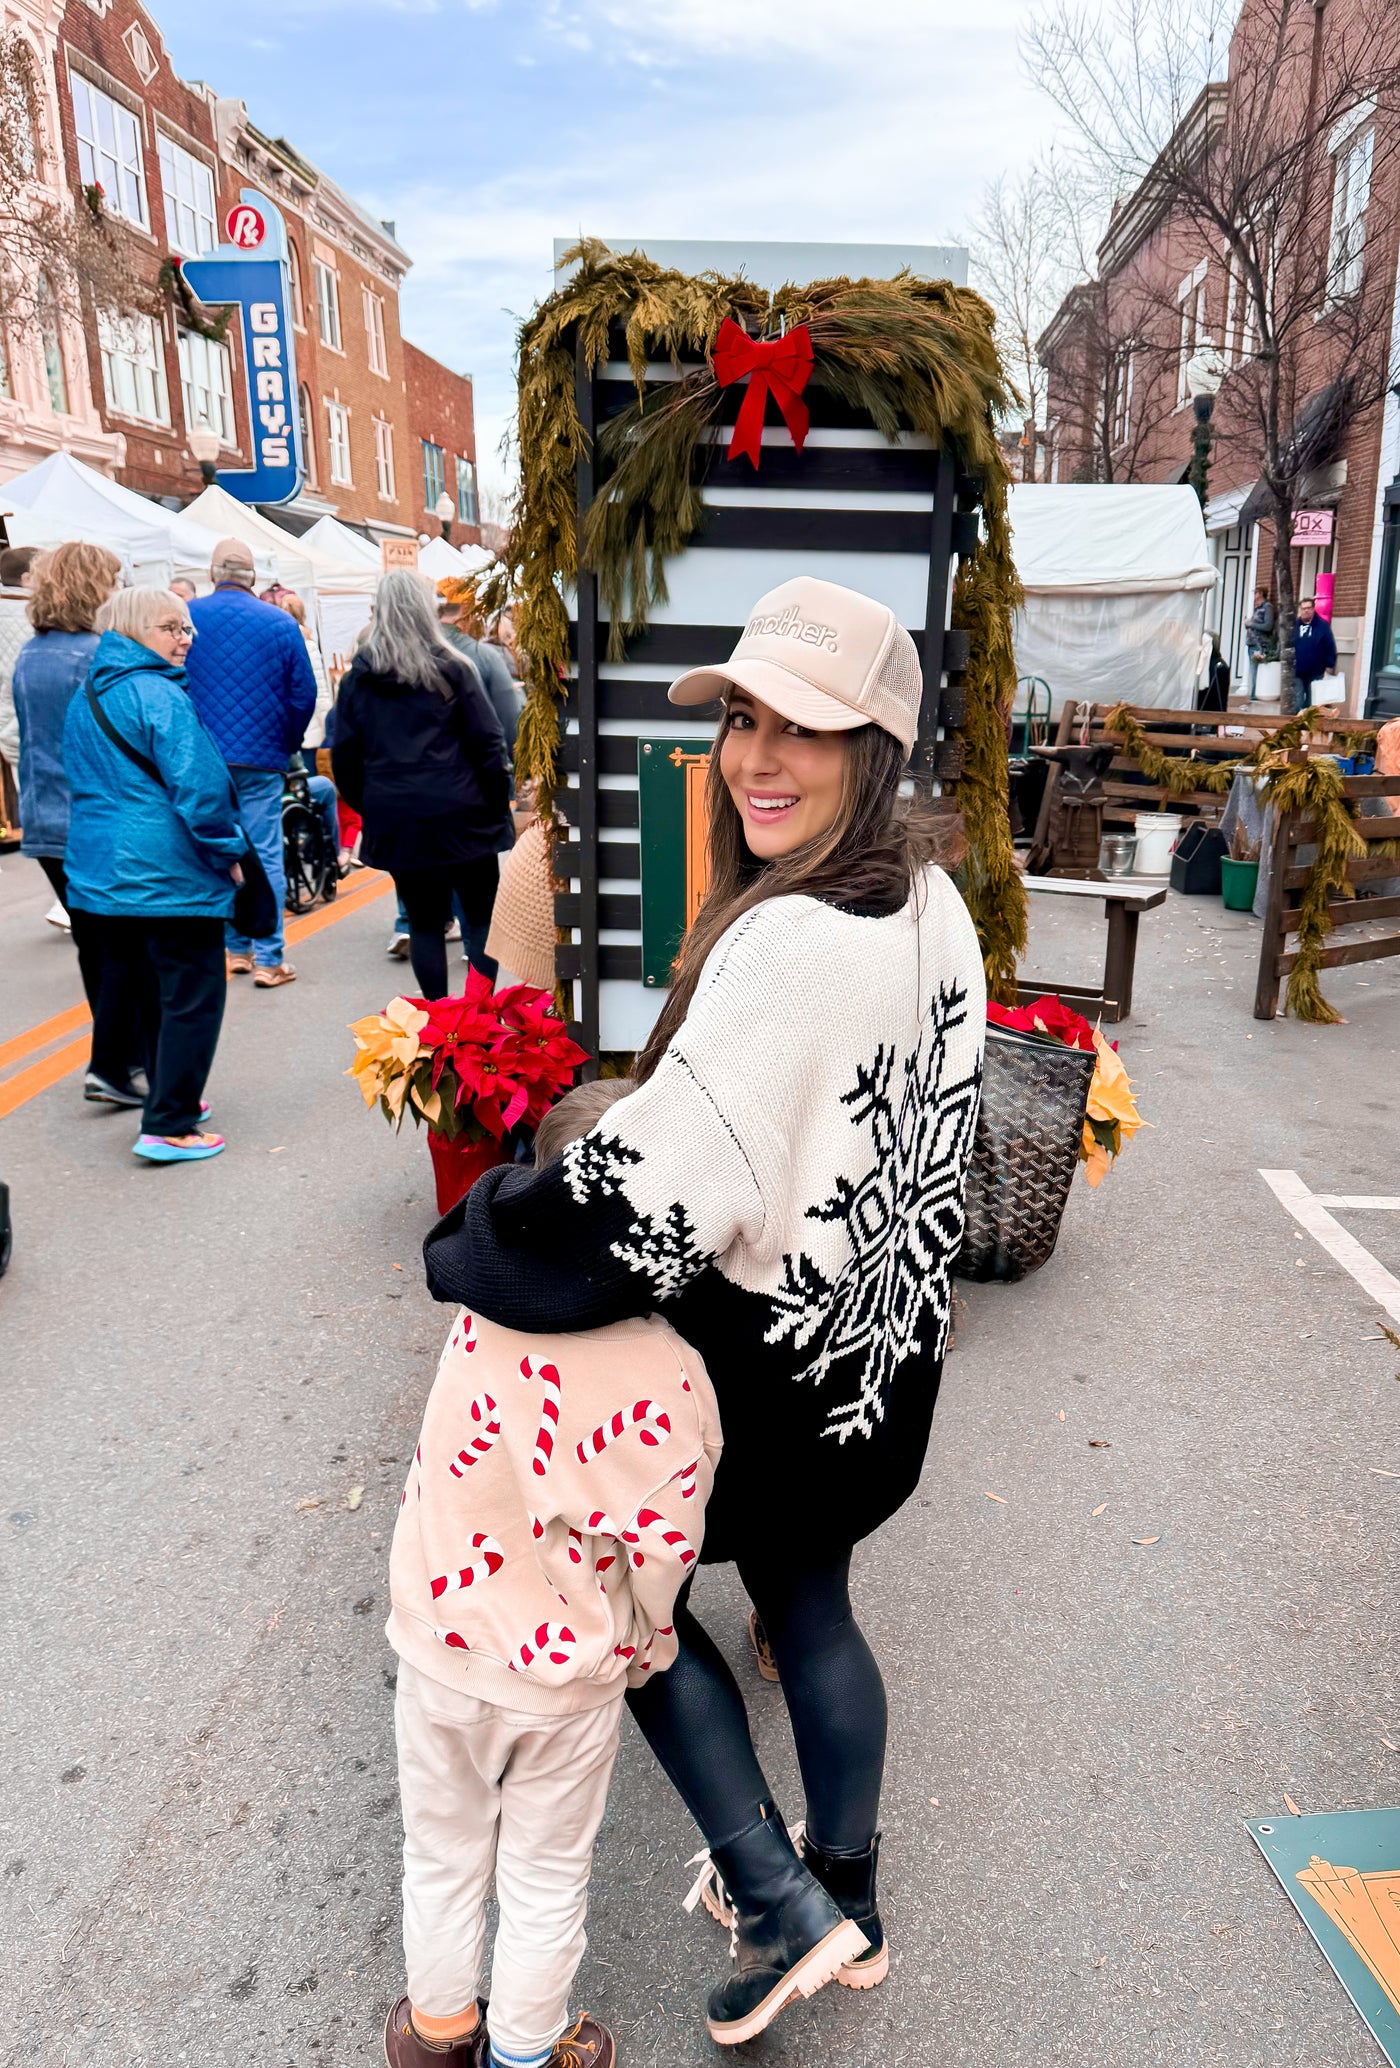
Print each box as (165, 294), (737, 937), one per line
(987, 993), (1145, 1187)
(348, 968), (588, 1143)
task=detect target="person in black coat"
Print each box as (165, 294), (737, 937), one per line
(331, 571), (512, 999)
(1291, 596), (1338, 712)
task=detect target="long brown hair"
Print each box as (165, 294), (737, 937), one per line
(28, 543), (121, 632)
(635, 715), (963, 1083)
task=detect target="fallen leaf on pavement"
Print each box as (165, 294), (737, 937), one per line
(1379, 1735), (1398, 1752)
(269, 1146), (285, 1154)
(1132, 1536), (1161, 1546)
(984, 1491), (1007, 1505)
(345, 1486), (365, 1511)
(294, 1497), (321, 1512)
(1058, 1410), (1066, 1422)
(392, 1264), (404, 1272)
(1091, 1503), (1108, 1517)
(1369, 1468), (1400, 1478)
(928, 1796), (940, 1807)
(1089, 1439), (1112, 1448)
(1284, 1793), (1301, 1816)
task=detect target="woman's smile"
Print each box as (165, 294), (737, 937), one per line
(720, 690), (847, 858)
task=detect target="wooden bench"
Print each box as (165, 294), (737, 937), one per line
(1018, 873), (1167, 1023)
(1254, 772), (1400, 1018)
(1052, 701), (1379, 834)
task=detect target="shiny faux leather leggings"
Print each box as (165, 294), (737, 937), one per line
(625, 1552), (887, 1853)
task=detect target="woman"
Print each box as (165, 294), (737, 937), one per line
(10, 542), (148, 1106)
(423, 577), (986, 2045)
(63, 587), (245, 1165)
(331, 570), (511, 999)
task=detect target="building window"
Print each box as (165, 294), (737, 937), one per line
(287, 241), (305, 331)
(37, 278), (67, 414)
(1329, 114), (1374, 299)
(178, 329), (233, 444)
(373, 416), (395, 499)
(327, 398), (352, 484)
(298, 385), (316, 484)
(1176, 261), (1208, 405)
(314, 259), (342, 351)
(455, 455), (478, 525)
(421, 438), (445, 512)
(0, 331), (11, 401)
(1111, 352), (1134, 448)
(70, 73), (147, 229)
(99, 308), (168, 424)
(157, 134), (215, 258)
(363, 289), (388, 377)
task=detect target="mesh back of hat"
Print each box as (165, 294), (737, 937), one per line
(867, 620), (923, 749)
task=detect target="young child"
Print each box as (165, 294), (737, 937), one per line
(385, 1078), (722, 2068)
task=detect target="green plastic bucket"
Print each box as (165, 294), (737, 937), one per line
(1220, 856), (1259, 911)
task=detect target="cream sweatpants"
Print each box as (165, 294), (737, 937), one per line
(395, 1660), (623, 2062)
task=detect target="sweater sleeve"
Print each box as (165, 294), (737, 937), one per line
(329, 680), (366, 811)
(424, 905), (803, 1328)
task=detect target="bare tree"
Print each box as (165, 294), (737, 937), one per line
(1023, 0), (1400, 709)
(1041, 274), (1183, 482)
(0, 32), (158, 339)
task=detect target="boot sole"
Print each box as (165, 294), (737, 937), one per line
(706, 1919), (869, 2046)
(838, 1942), (889, 1988)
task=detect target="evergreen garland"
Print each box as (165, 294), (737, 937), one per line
(1103, 704), (1398, 1022)
(494, 240), (1026, 998)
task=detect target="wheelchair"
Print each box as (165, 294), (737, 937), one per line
(282, 764), (337, 914)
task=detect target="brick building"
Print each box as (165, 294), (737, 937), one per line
(1038, 3), (1400, 712)
(403, 339), (480, 547)
(35, 0), (474, 543)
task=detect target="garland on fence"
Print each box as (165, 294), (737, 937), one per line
(489, 239), (1027, 1000)
(1103, 704), (1400, 1023)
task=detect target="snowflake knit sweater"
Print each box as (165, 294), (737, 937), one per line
(424, 866), (986, 1562)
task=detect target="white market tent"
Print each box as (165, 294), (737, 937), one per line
(1009, 483), (1218, 711)
(2, 452), (260, 588)
(183, 484), (380, 598)
(418, 534), (495, 582)
(301, 515), (382, 571)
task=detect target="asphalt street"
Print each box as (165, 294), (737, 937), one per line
(2, 847), (1398, 2068)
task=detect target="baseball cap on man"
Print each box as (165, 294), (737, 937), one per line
(668, 575), (923, 755)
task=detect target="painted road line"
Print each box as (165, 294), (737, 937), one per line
(0, 872), (393, 1124)
(1312, 1195), (1400, 1211)
(0, 1000), (91, 1076)
(1260, 1169), (1400, 1325)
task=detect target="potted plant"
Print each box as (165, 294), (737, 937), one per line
(347, 970), (589, 1212)
(1220, 821), (1261, 910)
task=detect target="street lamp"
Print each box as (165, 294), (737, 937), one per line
(187, 416), (220, 487)
(1185, 343), (1224, 508)
(434, 490), (455, 543)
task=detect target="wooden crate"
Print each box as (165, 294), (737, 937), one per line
(1254, 772), (1400, 1018)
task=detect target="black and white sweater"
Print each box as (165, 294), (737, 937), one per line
(424, 868), (986, 1561)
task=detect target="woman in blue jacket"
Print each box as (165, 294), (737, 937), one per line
(10, 542), (148, 1106)
(63, 587), (246, 1164)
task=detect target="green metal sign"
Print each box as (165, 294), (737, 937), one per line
(638, 738), (712, 989)
(1247, 1807), (1400, 2060)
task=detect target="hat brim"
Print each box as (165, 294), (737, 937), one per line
(667, 656), (870, 733)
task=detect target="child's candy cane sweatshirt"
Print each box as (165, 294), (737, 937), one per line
(388, 1307), (721, 1715)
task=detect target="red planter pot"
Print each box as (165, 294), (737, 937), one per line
(427, 1129), (508, 1215)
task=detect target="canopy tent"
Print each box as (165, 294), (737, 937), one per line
(180, 483), (380, 596)
(1010, 483), (1218, 710)
(1, 452), (265, 589)
(418, 534), (495, 582)
(300, 515), (382, 571)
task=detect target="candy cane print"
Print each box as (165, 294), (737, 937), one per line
(447, 1311), (478, 1356)
(576, 1401), (671, 1466)
(508, 1621), (577, 1672)
(448, 1393), (500, 1476)
(429, 1533), (505, 1600)
(435, 1628), (470, 1651)
(634, 1507), (697, 1568)
(669, 1458), (699, 1502)
(519, 1357), (563, 1478)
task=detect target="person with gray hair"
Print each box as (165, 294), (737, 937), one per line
(331, 570), (511, 999)
(184, 537), (317, 986)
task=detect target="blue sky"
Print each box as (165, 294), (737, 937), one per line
(149, 0), (1059, 500)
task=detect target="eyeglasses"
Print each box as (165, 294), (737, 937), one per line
(154, 619), (194, 638)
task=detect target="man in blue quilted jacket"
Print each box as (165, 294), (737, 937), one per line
(185, 539), (317, 986)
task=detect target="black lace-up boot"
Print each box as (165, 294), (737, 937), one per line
(704, 1802), (868, 2045)
(802, 1832), (888, 1986)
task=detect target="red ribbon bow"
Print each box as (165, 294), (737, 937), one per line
(712, 317), (813, 470)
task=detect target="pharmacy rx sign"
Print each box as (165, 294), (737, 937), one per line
(181, 189), (303, 506)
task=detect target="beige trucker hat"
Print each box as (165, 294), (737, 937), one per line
(668, 575), (922, 754)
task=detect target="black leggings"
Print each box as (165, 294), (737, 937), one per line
(392, 859), (499, 1000)
(625, 1552), (887, 1855)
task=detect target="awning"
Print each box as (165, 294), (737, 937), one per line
(1205, 484), (1252, 534)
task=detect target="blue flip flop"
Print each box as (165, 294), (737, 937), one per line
(134, 1133), (225, 1163)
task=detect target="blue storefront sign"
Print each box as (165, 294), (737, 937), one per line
(181, 189), (304, 506)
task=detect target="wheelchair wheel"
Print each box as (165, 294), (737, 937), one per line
(283, 801), (329, 913)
